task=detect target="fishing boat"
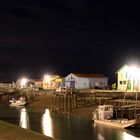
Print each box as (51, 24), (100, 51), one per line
(92, 105), (140, 129)
(9, 97), (26, 106)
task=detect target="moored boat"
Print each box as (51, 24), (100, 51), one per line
(92, 105), (140, 129)
(9, 97), (26, 106)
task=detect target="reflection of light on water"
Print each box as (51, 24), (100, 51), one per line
(20, 108), (30, 129)
(42, 109), (53, 137)
(123, 132), (138, 140)
(98, 133), (105, 140)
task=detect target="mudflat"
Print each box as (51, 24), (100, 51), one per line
(29, 93), (96, 118)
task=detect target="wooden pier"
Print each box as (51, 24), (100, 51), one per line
(50, 90), (140, 117)
(1, 87), (140, 118)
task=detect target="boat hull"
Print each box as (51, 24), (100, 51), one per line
(93, 119), (140, 129)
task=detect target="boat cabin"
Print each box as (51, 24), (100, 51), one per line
(94, 105), (114, 120)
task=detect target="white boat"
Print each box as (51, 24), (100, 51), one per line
(92, 105), (140, 129)
(9, 97), (26, 106)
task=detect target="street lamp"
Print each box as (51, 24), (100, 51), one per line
(20, 78), (28, 89)
(128, 66), (140, 91)
(43, 75), (51, 89)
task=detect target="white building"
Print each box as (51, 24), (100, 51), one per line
(65, 73), (108, 89)
(117, 64), (140, 91)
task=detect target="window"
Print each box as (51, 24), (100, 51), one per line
(120, 81), (126, 85)
(71, 75), (75, 80)
(133, 80), (136, 84)
(123, 81), (126, 84)
(100, 83), (105, 85)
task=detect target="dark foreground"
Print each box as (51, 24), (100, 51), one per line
(0, 120), (55, 140)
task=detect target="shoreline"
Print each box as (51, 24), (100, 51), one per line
(0, 120), (55, 140)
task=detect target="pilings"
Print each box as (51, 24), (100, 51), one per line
(51, 92), (98, 114)
(50, 91), (140, 118)
(51, 92), (113, 114)
(51, 93), (78, 114)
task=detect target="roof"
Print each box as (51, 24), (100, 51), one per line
(116, 64), (128, 73)
(73, 73), (108, 78)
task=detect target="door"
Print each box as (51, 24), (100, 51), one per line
(70, 81), (75, 88)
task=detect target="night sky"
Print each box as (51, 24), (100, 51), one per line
(0, 0), (140, 82)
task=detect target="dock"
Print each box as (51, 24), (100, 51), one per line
(0, 87), (140, 118)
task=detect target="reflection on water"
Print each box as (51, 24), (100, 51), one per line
(0, 105), (140, 140)
(42, 109), (54, 137)
(123, 132), (138, 140)
(94, 124), (140, 140)
(98, 133), (105, 140)
(20, 108), (30, 129)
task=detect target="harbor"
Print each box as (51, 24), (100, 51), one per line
(1, 88), (140, 117)
(0, 86), (140, 139)
(0, 0), (139, 139)
(0, 100), (139, 140)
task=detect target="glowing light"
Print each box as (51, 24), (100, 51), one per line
(44, 75), (51, 84)
(20, 78), (28, 88)
(20, 108), (30, 129)
(98, 133), (105, 140)
(125, 65), (140, 80)
(123, 132), (138, 140)
(42, 109), (53, 137)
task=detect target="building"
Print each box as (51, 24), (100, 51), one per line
(43, 74), (63, 90)
(33, 79), (43, 89)
(16, 78), (43, 89)
(116, 64), (140, 91)
(65, 73), (108, 89)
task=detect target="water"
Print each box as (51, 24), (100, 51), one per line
(0, 105), (139, 140)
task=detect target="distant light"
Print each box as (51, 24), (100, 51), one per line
(44, 75), (51, 84)
(126, 65), (140, 80)
(21, 78), (28, 88)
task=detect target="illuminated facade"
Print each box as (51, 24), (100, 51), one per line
(65, 73), (108, 89)
(117, 65), (140, 91)
(16, 78), (42, 89)
(43, 74), (63, 90)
